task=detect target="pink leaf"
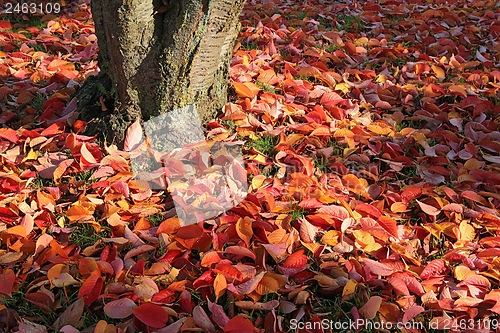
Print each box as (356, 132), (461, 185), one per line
(124, 117), (143, 151)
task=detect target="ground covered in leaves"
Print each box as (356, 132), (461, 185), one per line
(1, 0), (500, 332)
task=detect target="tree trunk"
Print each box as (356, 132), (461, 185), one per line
(76, 0), (245, 144)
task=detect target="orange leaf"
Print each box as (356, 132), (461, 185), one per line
(214, 273), (227, 301)
(236, 216), (253, 247)
(232, 82), (260, 99)
(377, 216), (399, 238)
(66, 205), (91, 222)
(156, 217), (181, 235)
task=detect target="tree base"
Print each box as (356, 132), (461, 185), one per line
(74, 73), (140, 147)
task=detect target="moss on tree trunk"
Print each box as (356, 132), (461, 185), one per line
(76, 0), (245, 145)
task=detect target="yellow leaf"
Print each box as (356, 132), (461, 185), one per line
(214, 273), (227, 301)
(431, 65), (445, 81)
(22, 149), (37, 162)
(343, 279), (358, 298)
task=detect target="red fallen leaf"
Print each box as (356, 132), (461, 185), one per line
(0, 269), (16, 295)
(457, 274), (491, 288)
(0, 128), (18, 143)
(79, 270), (103, 306)
(208, 300), (230, 328)
(133, 303), (168, 328)
(193, 306), (215, 333)
(175, 224), (204, 249)
(214, 264), (243, 283)
(80, 142), (97, 165)
(228, 271), (265, 296)
(201, 251), (223, 268)
(225, 246), (257, 260)
(420, 259), (448, 279)
(416, 200), (440, 216)
(389, 277), (410, 296)
(377, 216), (399, 238)
(401, 276), (425, 296)
(461, 190), (487, 206)
(0, 21), (13, 30)
(317, 205), (349, 221)
(359, 296), (382, 320)
(104, 298), (136, 319)
(0, 207), (18, 224)
(320, 91), (344, 105)
(299, 218), (318, 243)
(306, 214), (335, 227)
(363, 258), (394, 276)
(224, 316), (256, 333)
(283, 250), (307, 269)
(24, 292), (54, 312)
(130, 259), (145, 275)
(124, 117), (143, 151)
(257, 69), (278, 85)
(355, 203), (382, 218)
(152, 288), (177, 304)
(401, 186), (422, 204)
(298, 198), (323, 209)
(402, 305), (425, 324)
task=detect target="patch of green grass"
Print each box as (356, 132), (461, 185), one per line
(146, 213), (164, 226)
(29, 174), (55, 189)
(314, 155), (328, 174)
(296, 75), (323, 86)
(246, 135), (279, 156)
(327, 42), (344, 53)
(261, 164), (279, 177)
(222, 120), (235, 129)
(241, 40), (259, 50)
(396, 120), (420, 132)
(29, 93), (46, 110)
(68, 223), (111, 249)
(328, 138), (345, 156)
(255, 80), (276, 94)
(385, 14), (410, 23)
(437, 95), (457, 104)
(488, 94), (500, 107)
(1, 286), (58, 331)
(0, 15), (46, 33)
(336, 14), (364, 31)
(288, 203), (306, 225)
(73, 169), (98, 185)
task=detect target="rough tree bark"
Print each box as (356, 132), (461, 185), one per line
(76, 0), (246, 144)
